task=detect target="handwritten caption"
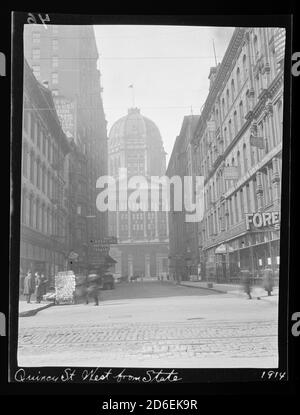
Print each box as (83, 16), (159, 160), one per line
(14, 367), (182, 383)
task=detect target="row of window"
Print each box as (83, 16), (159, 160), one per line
(21, 192), (65, 238)
(23, 109), (61, 165)
(204, 99), (283, 203)
(203, 165), (281, 239)
(22, 148), (64, 201)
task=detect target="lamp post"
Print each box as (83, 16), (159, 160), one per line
(85, 215), (96, 272)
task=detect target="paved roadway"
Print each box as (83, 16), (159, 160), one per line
(18, 281), (278, 368)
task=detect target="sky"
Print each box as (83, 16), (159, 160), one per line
(94, 25), (235, 163)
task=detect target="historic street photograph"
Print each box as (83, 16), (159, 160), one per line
(17, 23), (285, 368)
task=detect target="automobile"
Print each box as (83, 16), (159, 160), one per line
(112, 273), (122, 284)
(102, 273), (115, 290)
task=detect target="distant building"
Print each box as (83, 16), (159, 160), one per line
(191, 27), (284, 282)
(20, 60), (72, 279)
(24, 25), (108, 272)
(108, 108), (169, 278)
(166, 115), (200, 282)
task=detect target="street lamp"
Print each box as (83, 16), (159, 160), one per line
(85, 215), (96, 271)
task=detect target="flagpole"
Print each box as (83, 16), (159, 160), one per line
(132, 85), (135, 107)
(129, 84), (135, 108)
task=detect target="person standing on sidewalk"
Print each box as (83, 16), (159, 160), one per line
(263, 267), (274, 296)
(23, 271), (35, 303)
(35, 272), (43, 303)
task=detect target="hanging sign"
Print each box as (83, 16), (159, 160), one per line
(250, 135), (265, 149)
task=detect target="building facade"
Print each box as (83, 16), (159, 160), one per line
(166, 115), (200, 282)
(108, 108), (169, 279)
(21, 60), (72, 281)
(24, 24), (108, 272)
(191, 27), (285, 282)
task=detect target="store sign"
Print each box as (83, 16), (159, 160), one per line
(53, 96), (76, 138)
(245, 211), (280, 231)
(224, 166), (239, 181)
(250, 135), (265, 149)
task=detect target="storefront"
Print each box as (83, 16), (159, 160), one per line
(203, 227), (280, 284)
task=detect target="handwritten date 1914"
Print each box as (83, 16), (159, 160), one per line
(261, 371), (286, 380)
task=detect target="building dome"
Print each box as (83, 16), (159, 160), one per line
(108, 107), (166, 177)
(109, 107), (163, 149)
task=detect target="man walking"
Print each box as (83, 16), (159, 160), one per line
(85, 274), (102, 306)
(23, 271), (35, 303)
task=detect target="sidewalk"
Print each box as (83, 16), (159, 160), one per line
(19, 301), (54, 317)
(179, 280), (279, 299)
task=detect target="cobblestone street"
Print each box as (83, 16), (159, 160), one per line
(18, 282), (279, 368)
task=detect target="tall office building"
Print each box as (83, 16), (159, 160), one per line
(24, 24), (108, 272)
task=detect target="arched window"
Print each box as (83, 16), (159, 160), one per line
(237, 151), (241, 176)
(231, 79), (235, 102)
(253, 34), (259, 58)
(224, 127), (228, 148)
(228, 120), (232, 141)
(222, 97), (225, 119)
(243, 143), (248, 173)
(226, 89), (230, 111)
(233, 111), (238, 135)
(215, 108), (219, 127)
(236, 67), (241, 90)
(239, 101), (244, 126)
(242, 54), (247, 81)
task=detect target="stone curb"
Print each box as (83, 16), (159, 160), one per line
(177, 282), (226, 294)
(19, 302), (55, 317)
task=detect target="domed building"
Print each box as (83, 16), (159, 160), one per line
(108, 108), (169, 279)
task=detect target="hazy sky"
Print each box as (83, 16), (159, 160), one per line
(94, 25), (235, 162)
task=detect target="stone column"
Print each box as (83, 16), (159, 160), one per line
(154, 211), (159, 240)
(128, 253), (133, 278)
(165, 211), (169, 237)
(156, 254), (161, 278)
(272, 157), (281, 210)
(266, 102), (277, 147)
(116, 211), (120, 239)
(143, 211), (147, 238)
(145, 253), (151, 279)
(256, 171), (264, 211)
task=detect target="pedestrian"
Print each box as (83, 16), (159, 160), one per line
(85, 275), (102, 306)
(23, 271), (35, 303)
(35, 272), (43, 303)
(241, 269), (252, 299)
(40, 274), (48, 296)
(263, 267), (274, 296)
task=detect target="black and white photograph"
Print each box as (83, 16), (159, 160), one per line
(12, 16), (288, 374)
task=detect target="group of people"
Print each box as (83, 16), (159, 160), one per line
(23, 271), (48, 304)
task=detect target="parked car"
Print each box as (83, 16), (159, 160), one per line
(102, 273), (115, 290)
